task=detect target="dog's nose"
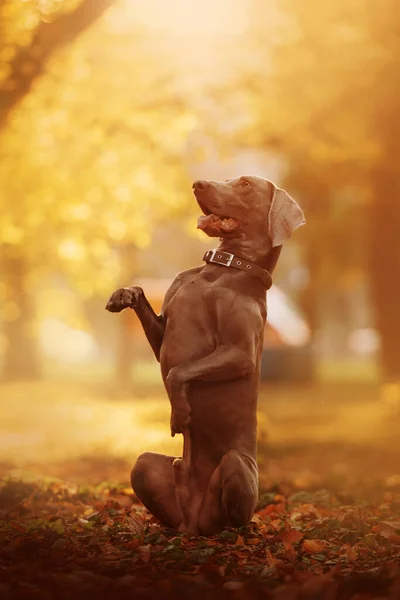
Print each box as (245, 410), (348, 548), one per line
(193, 180), (209, 190)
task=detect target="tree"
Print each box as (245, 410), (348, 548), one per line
(0, 1), (197, 380)
(234, 0), (400, 380)
(0, 0), (116, 127)
(0, 0), (115, 379)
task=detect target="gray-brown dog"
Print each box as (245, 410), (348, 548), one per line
(106, 175), (305, 535)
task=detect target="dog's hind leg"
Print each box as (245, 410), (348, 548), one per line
(130, 452), (183, 529)
(196, 450), (258, 536)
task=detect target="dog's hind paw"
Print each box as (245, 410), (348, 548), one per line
(170, 403), (191, 437)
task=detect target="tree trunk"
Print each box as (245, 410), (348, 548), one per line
(298, 243), (320, 339)
(285, 171), (330, 342)
(0, 0), (116, 128)
(369, 42), (400, 381)
(369, 174), (400, 381)
(1, 246), (41, 380)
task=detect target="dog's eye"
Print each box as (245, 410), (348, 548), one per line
(242, 180), (250, 187)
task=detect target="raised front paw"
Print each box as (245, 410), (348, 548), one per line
(105, 286), (143, 313)
(170, 402), (191, 437)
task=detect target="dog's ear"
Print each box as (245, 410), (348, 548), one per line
(268, 186), (305, 247)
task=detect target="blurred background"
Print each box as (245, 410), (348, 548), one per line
(1, 0), (399, 486)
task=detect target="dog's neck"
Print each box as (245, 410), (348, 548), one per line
(217, 239), (282, 275)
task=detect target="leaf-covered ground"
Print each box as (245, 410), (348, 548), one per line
(1, 381), (400, 599)
(1, 470), (400, 599)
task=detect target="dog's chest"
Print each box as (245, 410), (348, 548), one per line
(160, 278), (220, 370)
(164, 277), (215, 331)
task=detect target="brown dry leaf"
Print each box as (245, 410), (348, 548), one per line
(387, 534), (400, 544)
(344, 544), (358, 562)
(9, 521), (26, 533)
(247, 538), (261, 545)
(283, 542), (297, 562)
(290, 503), (322, 520)
(302, 539), (327, 554)
(112, 494), (133, 508)
(125, 538), (142, 550)
(124, 517), (147, 536)
(379, 521), (400, 540)
(262, 503), (286, 518)
(250, 514), (265, 527)
(279, 528), (304, 544)
(266, 548), (277, 567)
(347, 545), (358, 562)
(270, 519), (283, 531)
(236, 534), (245, 546)
(138, 544), (151, 563)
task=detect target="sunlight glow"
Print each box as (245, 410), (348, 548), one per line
(58, 239), (85, 261)
(40, 318), (97, 364)
(123, 0), (250, 36)
(0, 380), (391, 472)
(267, 287), (311, 347)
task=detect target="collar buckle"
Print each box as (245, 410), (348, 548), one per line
(203, 248), (273, 289)
(206, 249), (234, 267)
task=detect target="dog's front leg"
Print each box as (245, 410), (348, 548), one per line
(165, 344), (256, 436)
(106, 286), (165, 361)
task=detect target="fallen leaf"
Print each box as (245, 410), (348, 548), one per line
(270, 519), (283, 531)
(345, 544), (358, 562)
(279, 528), (304, 544)
(266, 548), (277, 567)
(138, 544), (151, 563)
(112, 494), (133, 508)
(302, 539), (327, 554)
(290, 503), (322, 520)
(379, 521), (400, 538)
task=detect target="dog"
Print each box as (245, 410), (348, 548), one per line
(106, 175), (305, 535)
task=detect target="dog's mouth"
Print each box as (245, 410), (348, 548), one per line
(197, 202), (238, 233)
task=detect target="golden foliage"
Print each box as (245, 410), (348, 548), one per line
(0, 0), (198, 294)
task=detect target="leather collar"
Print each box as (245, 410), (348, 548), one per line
(203, 249), (273, 289)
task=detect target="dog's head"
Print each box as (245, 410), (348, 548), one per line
(193, 175), (305, 248)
